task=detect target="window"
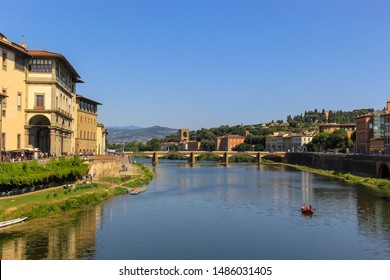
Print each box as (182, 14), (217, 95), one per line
(17, 92), (22, 110)
(15, 55), (25, 70)
(1, 89), (6, 108)
(28, 59), (52, 72)
(36, 94), (44, 109)
(55, 62), (72, 91)
(1, 133), (5, 150)
(17, 134), (21, 149)
(2, 51), (7, 70)
(2, 110), (5, 117)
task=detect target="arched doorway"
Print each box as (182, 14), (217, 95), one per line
(28, 115), (51, 153)
(378, 164), (390, 179)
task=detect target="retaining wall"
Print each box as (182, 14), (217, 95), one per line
(286, 153), (390, 178)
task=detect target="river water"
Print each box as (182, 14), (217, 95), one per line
(1, 160), (390, 260)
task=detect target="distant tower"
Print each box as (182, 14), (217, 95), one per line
(325, 111), (329, 123)
(178, 129), (189, 142)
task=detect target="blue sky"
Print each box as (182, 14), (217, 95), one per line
(2, 0), (390, 130)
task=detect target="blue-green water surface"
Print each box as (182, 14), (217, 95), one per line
(1, 161), (390, 260)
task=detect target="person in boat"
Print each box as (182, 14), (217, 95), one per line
(309, 204), (314, 212)
(301, 204), (307, 211)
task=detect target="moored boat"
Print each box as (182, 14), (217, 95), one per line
(0, 217), (28, 228)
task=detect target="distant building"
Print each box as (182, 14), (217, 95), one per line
(291, 134), (313, 152)
(178, 129), (189, 142)
(188, 141), (200, 151)
(265, 133), (285, 152)
(177, 142), (188, 151)
(161, 142), (177, 151)
(369, 137), (384, 154)
(318, 123), (356, 138)
(354, 113), (373, 154)
(283, 135), (292, 151)
(373, 112), (385, 138)
(383, 101), (390, 155)
(96, 122), (107, 155)
(75, 95), (102, 155)
(216, 135), (245, 151)
(272, 133), (313, 152)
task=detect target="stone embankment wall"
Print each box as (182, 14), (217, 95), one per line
(286, 153), (390, 178)
(87, 156), (132, 178)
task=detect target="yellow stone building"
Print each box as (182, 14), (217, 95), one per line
(0, 32), (106, 157)
(96, 122), (107, 155)
(0, 33), (28, 152)
(75, 94), (102, 155)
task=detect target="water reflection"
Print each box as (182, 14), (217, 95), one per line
(356, 190), (390, 246)
(0, 206), (102, 259)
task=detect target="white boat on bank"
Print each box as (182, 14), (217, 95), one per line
(0, 217), (28, 228)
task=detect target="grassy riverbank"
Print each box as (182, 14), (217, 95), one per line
(0, 163), (154, 222)
(286, 163), (390, 193)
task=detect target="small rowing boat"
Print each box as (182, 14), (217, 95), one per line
(0, 217), (28, 228)
(301, 209), (314, 215)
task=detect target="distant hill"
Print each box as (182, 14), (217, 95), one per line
(108, 125), (143, 130)
(107, 126), (178, 143)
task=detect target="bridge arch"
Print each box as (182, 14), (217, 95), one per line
(378, 163), (390, 179)
(261, 154), (285, 163)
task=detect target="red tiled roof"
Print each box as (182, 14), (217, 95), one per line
(28, 50), (81, 79)
(76, 94), (102, 105)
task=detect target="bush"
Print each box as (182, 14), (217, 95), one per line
(0, 156), (88, 191)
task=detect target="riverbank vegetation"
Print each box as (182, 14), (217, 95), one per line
(0, 156), (89, 193)
(289, 164), (390, 192)
(0, 163), (154, 222)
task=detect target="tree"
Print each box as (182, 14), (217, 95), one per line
(254, 144), (264, 151)
(307, 132), (331, 152)
(325, 129), (353, 152)
(163, 134), (180, 143)
(197, 129), (216, 142)
(232, 143), (253, 152)
(307, 130), (353, 153)
(147, 138), (161, 151)
(200, 139), (216, 151)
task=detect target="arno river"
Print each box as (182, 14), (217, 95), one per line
(1, 160), (390, 260)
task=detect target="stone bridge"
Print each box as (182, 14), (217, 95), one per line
(124, 151), (286, 165)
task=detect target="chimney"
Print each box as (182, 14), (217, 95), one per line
(20, 42), (26, 48)
(387, 100), (390, 113)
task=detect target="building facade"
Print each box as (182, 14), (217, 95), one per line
(384, 113), (390, 155)
(75, 95), (102, 155)
(265, 133), (285, 152)
(216, 135), (245, 151)
(384, 102), (390, 155)
(25, 50), (82, 155)
(187, 141), (200, 151)
(0, 33), (105, 158)
(178, 129), (189, 142)
(354, 113), (373, 154)
(290, 135), (313, 152)
(1, 33), (29, 152)
(318, 123), (356, 138)
(96, 123), (107, 155)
